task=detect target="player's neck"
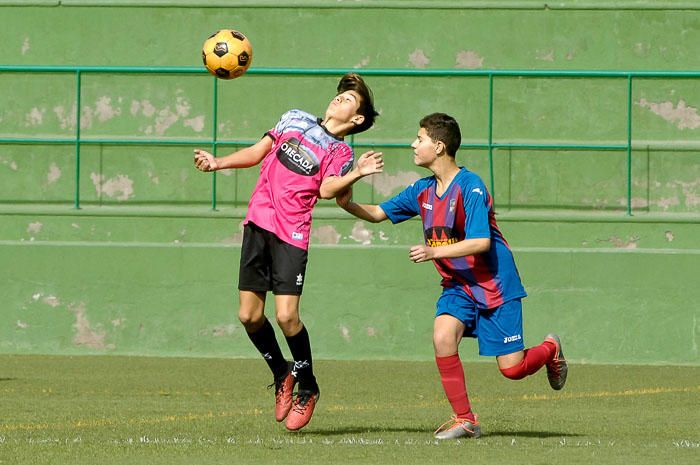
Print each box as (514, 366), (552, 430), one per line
(320, 117), (351, 138)
(432, 159), (460, 195)
(432, 158), (460, 186)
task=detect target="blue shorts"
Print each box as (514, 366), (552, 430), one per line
(435, 286), (525, 357)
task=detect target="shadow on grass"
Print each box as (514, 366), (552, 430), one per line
(307, 427), (581, 438)
(0, 378), (16, 382)
(484, 430), (581, 438)
(309, 426), (434, 436)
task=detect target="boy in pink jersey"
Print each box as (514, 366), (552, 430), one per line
(193, 74), (382, 431)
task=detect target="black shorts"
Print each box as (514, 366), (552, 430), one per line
(238, 222), (308, 295)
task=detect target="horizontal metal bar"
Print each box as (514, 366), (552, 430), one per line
(351, 142), (491, 149)
(0, 137), (629, 151)
(0, 65), (207, 74)
(3, 65), (700, 79)
(491, 143), (627, 150)
(251, 68), (700, 79)
(0, 138), (254, 146)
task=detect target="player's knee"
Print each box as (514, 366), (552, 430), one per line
(433, 335), (459, 356)
(238, 309), (263, 330)
(275, 311), (299, 333)
(499, 361), (527, 380)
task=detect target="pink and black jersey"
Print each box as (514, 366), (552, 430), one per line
(245, 109), (354, 250)
(380, 167), (526, 310)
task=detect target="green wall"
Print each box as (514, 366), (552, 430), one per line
(1, 2), (700, 211)
(1, 209), (698, 364)
(1, 1), (699, 364)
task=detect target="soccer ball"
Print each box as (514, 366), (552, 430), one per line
(202, 29), (253, 80)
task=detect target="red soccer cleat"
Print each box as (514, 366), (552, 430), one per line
(273, 364), (296, 422)
(285, 389), (319, 431)
(544, 333), (568, 391)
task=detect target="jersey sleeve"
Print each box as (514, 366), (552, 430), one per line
(379, 182), (421, 224)
(266, 109), (296, 141)
(462, 178), (491, 239)
(322, 143), (354, 179)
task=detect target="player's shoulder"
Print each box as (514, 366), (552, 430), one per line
(330, 140), (353, 154)
(456, 167), (487, 188)
(282, 108), (316, 123)
(409, 174), (436, 193)
(455, 168), (489, 200)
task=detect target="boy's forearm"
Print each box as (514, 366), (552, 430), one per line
(431, 238), (491, 259)
(216, 147), (264, 170)
(340, 201), (386, 223)
(213, 136), (272, 170)
(319, 167), (363, 199)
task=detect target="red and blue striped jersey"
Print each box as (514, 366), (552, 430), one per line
(379, 167), (526, 310)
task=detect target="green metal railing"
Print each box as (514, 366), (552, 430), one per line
(2, 65), (699, 214)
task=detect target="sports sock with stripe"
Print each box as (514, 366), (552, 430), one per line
(286, 325), (318, 393)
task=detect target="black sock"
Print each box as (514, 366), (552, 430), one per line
(285, 325), (318, 392)
(247, 318), (288, 379)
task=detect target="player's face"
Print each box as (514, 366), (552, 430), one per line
(325, 90), (362, 123)
(411, 127), (438, 167)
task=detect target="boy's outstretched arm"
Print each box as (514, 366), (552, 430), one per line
(408, 238), (491, 263)
(335, 188), (388, 223)
(193, 135), (273, 172)
(318, 150), (384, 199)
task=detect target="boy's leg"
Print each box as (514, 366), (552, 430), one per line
(480, 300), (567, 390)
(498, 336), (567, 390)
(238, 224), (290, 378)
(239, 290), (295, 421)
(240, 290), (288, 377)
(497, 343), (553, 379)
(434, 315), (473, 420)
(266, 236), (318, 430)
(275, 294), (319, 431)
(433, 314), (481, 439)
(274, 295), (317, 390)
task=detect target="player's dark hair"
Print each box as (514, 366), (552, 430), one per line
(419, 113), (461, 157)
(337, 73), (378, 135)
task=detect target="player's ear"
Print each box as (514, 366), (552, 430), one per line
(351, 114), (365, 126)
(435, 141), (445, 155)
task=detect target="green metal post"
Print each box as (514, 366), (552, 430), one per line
(74, 70), (82, 210)
(211, 76), (218, 211)
(626, 75), (633, 216)
(487, 74), (495, 203)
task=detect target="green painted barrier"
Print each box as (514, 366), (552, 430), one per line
(0, 210), (698, 364)
(0, 1), (698, 365)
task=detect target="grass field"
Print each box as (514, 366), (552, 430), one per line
(0, 355), (698, 465)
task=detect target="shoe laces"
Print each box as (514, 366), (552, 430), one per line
(268, 376), (290, 400)
(291, 391), (315, 414)
(434, 414), (478, 435)
(545, 339), (561, 375)
(550, 361), (561, 377)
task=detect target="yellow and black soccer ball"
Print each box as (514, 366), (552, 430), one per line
(202, 29), (253, 80)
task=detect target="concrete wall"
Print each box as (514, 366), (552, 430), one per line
(1, 1), (699, 364)
(2, 208), (698, 364)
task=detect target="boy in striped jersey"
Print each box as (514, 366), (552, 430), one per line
(336, 113), (567, 439)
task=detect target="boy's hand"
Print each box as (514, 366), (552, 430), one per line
(335, 188), (352, 208)
(356, 150), (384, 176)
(409, 244), (435, 263)
(194, 149), (219, 172)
